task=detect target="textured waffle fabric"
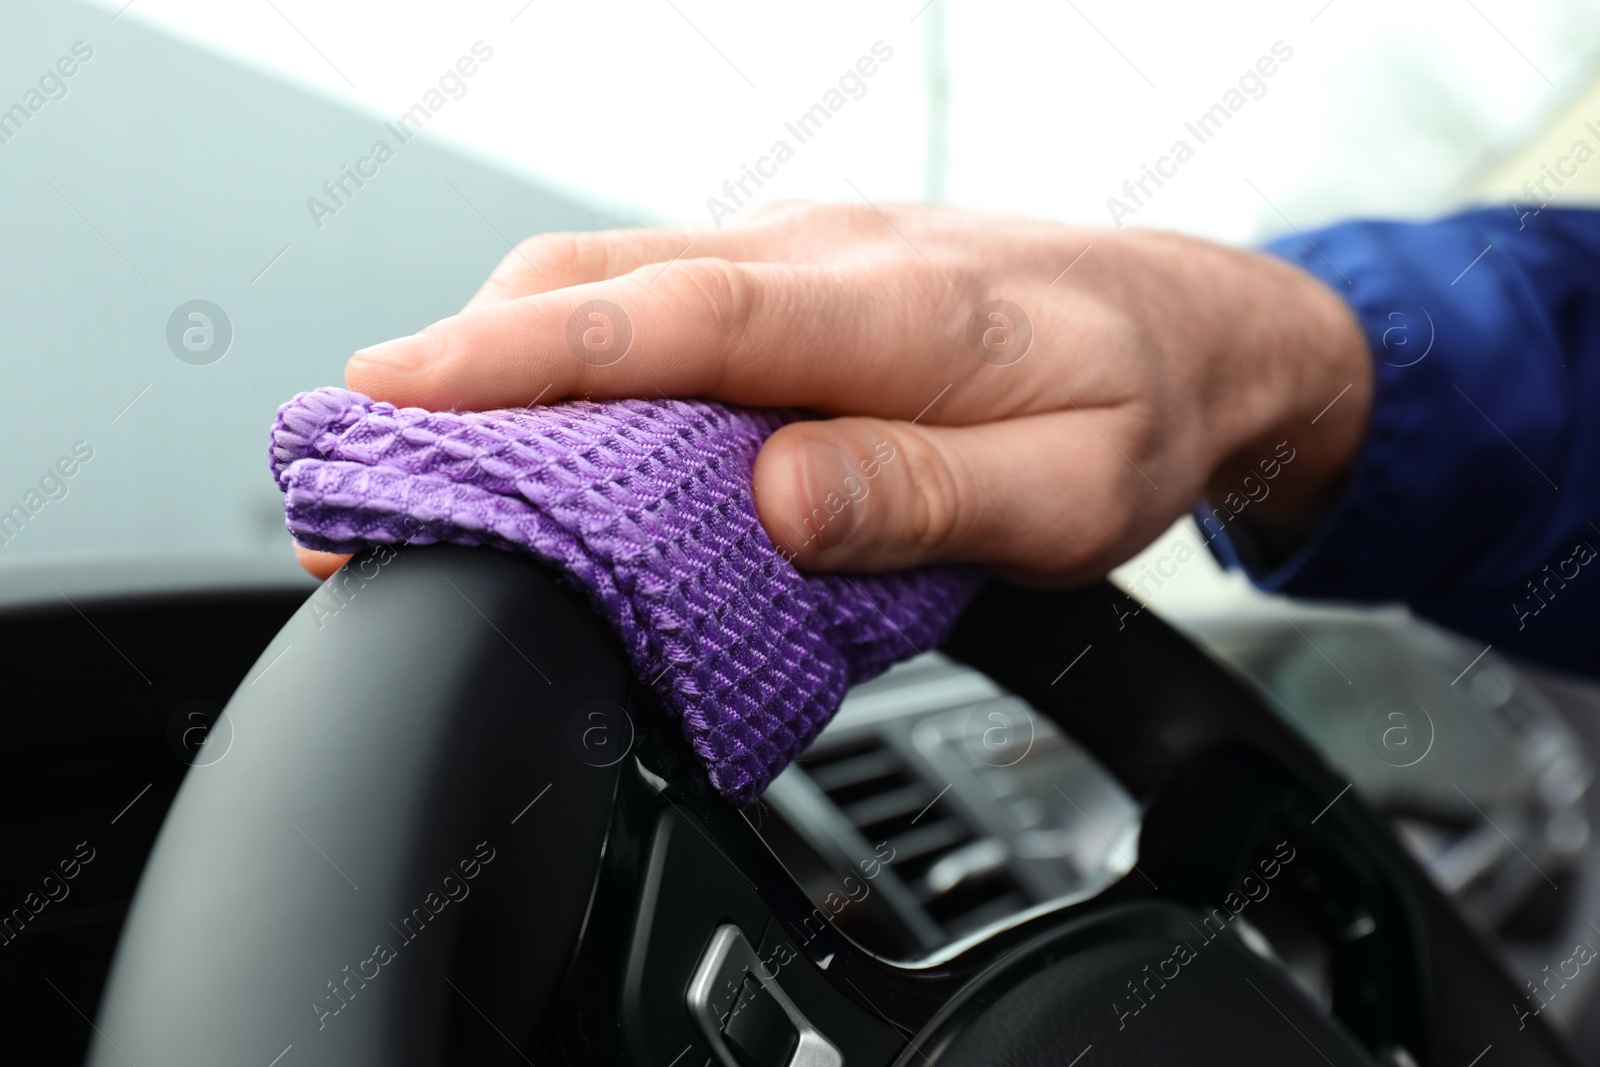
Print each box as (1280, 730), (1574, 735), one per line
(270, 387), (982, 802)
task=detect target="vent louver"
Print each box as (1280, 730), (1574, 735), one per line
(800, 737), (1028, 939)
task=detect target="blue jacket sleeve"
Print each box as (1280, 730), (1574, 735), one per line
(1208, 206), (1600, 676)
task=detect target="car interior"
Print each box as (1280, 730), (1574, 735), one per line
(6, 2), (1600, 1065)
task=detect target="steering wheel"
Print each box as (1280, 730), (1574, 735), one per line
(88, 545), (1579, 1066)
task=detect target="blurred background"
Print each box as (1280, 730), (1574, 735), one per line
(3, 0), (1599, 586)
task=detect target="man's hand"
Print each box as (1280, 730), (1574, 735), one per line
(300, 202), (1371, 584)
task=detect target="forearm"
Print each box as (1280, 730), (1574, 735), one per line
(1213, 207), (1600, 674)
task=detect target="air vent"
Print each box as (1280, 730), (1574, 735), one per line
(801, 738), (1029, 940)
(760, 653), (1141, 960)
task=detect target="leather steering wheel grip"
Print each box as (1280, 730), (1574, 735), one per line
(88, 546), (633, 1067)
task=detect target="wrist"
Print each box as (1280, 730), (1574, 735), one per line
(1192, 241), (1373, 539)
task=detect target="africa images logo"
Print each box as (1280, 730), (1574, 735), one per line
(0, 40), (94, 148)
(1112, 840), (1297, 1031)
(1105, 40), (1294, 226)
(305, 42), (494, 229)
(705, 41), (895, 227)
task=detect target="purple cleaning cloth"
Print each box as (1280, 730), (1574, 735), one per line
(270, 387), (982, 802)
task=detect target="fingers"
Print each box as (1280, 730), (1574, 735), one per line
(751, 410), (1171, 579)
(456, 213), (853, 312)
(295, 544), (351, 580)
(292, 408), (1161, 582)
(349, 259), (970, 418)
(461, 228), (758, 312)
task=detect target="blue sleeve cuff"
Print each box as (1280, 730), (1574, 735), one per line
(1202, 208), (1600, 674)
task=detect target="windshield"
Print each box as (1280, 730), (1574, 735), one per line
(3, 0), (1594, 586)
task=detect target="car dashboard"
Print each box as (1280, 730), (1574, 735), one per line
(753, 610), (1600, 1039)
(3, 564), (1600, 1063)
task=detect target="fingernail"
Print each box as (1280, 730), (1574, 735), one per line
(351, 331), (442, 372)
(792, 439), (864, 553)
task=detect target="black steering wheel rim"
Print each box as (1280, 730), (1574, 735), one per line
(87, 546), (1581, 1066)
(88, 545), (632, 1065)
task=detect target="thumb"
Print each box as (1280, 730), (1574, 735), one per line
(753, 417), (980, 572)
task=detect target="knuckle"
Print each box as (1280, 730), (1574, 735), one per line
(740, 198), (808, 225)
(786, 200), (838, 223)
(895, 430), (966, 555)
(835, 201), (887, 233)
(508, 231), (608, 283)
(910, 263), (984, 350)
(671, 257), (757, 340)
(766, 200), (876, 234)
(947, 265), (988, 321)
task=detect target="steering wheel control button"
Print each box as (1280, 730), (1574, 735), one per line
(687, 924), (844, 1067)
